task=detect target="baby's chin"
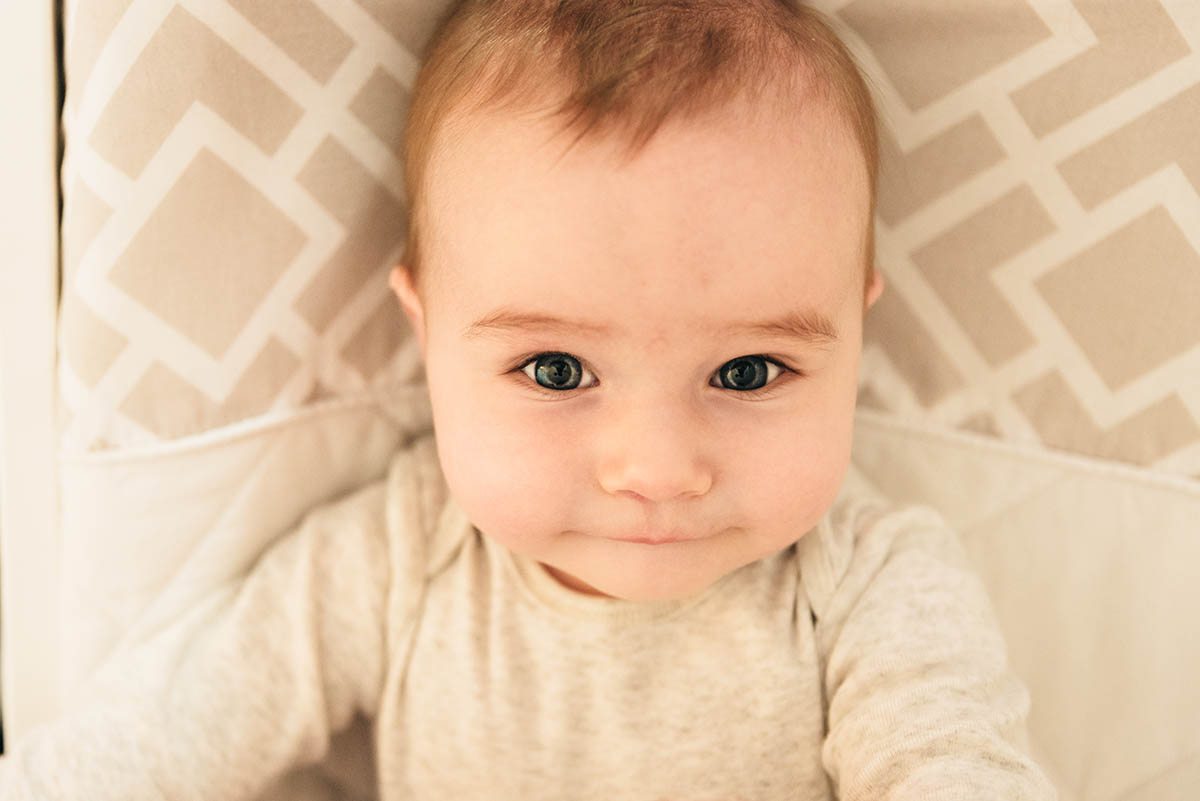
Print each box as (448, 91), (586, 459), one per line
(545, 557), (737, 604)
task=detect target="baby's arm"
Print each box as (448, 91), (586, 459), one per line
(0, 476), (406, 801)
(808, 504), (1057, 800)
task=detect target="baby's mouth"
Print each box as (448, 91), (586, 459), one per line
(605, 530), (695, 545)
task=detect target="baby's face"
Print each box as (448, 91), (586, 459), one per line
(393, 98), (881, 601)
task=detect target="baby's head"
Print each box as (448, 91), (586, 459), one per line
(390, 0), (884, 602)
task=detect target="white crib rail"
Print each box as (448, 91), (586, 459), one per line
(0, 0), (63, 747)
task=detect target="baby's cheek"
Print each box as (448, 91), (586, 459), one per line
(761, 418), (850, 517)
(438, 419), (570, 540)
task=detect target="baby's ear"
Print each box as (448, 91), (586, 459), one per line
(864, 268), (885, 311)
(389, 265), (427, 353)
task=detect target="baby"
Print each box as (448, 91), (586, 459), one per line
(0, 0), (1056, 799)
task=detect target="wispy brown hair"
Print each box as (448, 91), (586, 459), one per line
(402, 0), (879, 294)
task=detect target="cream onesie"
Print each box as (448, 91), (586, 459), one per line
(0, 430), (1056, 800)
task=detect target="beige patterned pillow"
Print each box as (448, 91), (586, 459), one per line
(818, 0), (1200, 478)
(59, 0), (454, 451)
(60, 0), (1200, 480)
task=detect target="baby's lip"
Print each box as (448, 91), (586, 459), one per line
(607, 531), (695, 545)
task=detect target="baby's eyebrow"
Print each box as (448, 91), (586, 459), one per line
(730, 309), (840, 347)
(463, 307), (840, 346)
(464, 309), (613, 340)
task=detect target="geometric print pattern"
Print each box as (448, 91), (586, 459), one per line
(820, 0), (1200, 479)
(59, 0), (449, 451)
(58, 0), (1200, 483)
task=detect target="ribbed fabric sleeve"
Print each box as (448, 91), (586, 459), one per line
(0, 440), (431, 801)
(800, 501), (1057, 801)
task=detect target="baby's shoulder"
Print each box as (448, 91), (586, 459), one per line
(798, 467), (960, 616)
(382, 429), (473, 578)
(383, 429), (452, 534)
(289, 428), (453, 575)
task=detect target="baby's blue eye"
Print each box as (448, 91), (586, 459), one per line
(715, 356), (780, 391)
(518, 353), (787, 395)
(524, 353), (586, 390)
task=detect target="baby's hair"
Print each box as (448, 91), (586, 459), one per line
(402, 0), (879, 296)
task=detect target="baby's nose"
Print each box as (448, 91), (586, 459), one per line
(595, 404), (713, 502)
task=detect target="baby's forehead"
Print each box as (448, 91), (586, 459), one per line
(423, 99), (871, 304)
(427, 94), (869, 218)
